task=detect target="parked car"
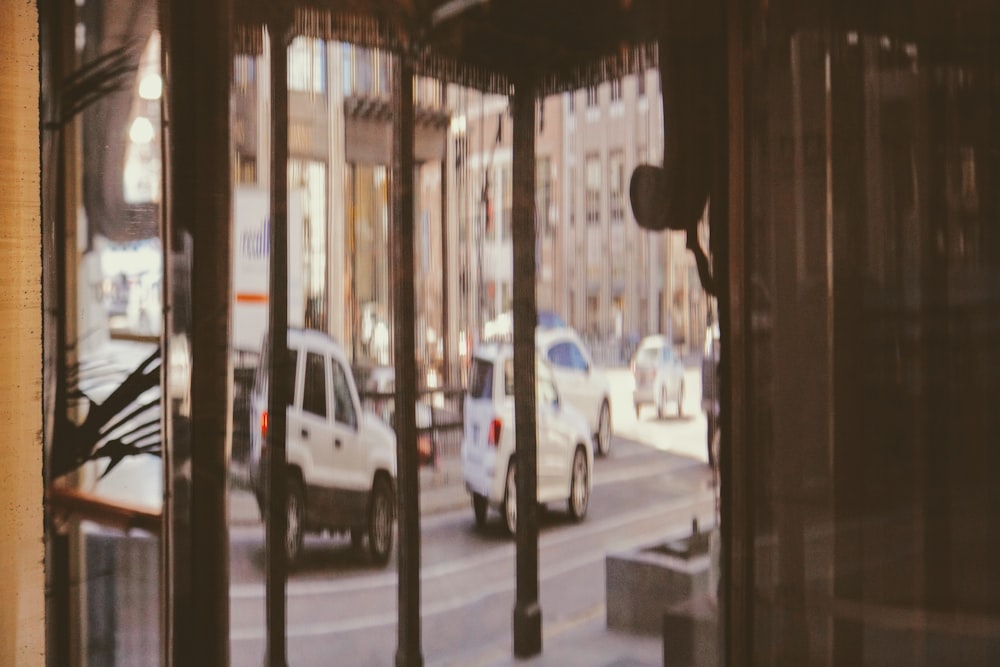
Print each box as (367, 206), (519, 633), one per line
(537, 326), (613, 456)
(248, 329), (397, 566)
(461, 342), (594, 534)
(631, 334), (686, 419)
(351, 363), (439, 467)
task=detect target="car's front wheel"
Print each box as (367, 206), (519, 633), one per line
(367, 477), (394, 566)
(567, 447), (589, 521)
(286, 475), (305, 566)
(596, 400), (611, 457)
(503, 462), (517, 535)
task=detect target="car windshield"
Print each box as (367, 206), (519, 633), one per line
(634, 347), (661, 365)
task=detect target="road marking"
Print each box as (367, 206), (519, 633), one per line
(230, 498), (717, 640)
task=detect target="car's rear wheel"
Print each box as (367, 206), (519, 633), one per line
(503, 462), (517, 535)
(657, 386), (667, 419)
(676, 381), (685, 417)
(634, 402), (641, 419)
(286, 475), (305, 566)
(472, 493), (488, 528)
(567, 447), (589, 522)
(367, 477), (394, 566)
(596, 401), (611, 457)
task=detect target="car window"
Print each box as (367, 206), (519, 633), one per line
(635, 347), (658, 365)
(331, 360), (357, 428)
(302, 351), (327, 418)
(547, 342), (571, 368)
(568, 342), (589, 371)
(468, 358), (493, 399)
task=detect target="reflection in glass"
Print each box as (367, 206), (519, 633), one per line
(746, 11), (1000, 664)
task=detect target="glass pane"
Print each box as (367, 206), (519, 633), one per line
(746, 5), (1000, 663)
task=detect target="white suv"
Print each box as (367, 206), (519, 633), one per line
(461, 342), (594, 534)
(249, 329), (397, 566)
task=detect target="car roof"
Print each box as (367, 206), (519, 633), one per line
(637, 334), (671, 349)
(288, 328), (345, 356)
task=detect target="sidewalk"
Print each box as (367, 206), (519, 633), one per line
(472, 616), (663, 667)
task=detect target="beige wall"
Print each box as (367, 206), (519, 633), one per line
(0, 0), (45, 664)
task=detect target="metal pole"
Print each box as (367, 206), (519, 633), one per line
(391, 54), (423, 667)
(163, 0), (232, 661)
(511, 74), (541, 659)
(266, 18), (291, 667)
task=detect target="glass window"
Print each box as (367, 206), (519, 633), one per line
(468, 358), (493, 399)
(586, 85), (598, 108)
(609, 149), (624, 224)
(302, 351), (327, 418)
(288, 36), (326, 94)
(585, 153), (601, 225)
(745, 12), (1000, 665)
(331, 360), (357, 428)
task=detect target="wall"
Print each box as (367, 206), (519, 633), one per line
(0, 0), (45, 663)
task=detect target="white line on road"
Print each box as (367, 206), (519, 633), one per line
(230, 496), (716, 640)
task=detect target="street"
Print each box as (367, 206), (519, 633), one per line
(228, 367), (716, 666)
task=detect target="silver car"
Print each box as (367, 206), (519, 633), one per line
(631, 335), (685, 419)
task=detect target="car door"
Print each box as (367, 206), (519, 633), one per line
(329, 355), (368, 521)
(547, 338), (599, 433)
(296, 348), (339, 523)
(535, 364), (570, 501)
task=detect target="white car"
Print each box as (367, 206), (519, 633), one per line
(536, 327), (613, 456)
(631, 334), (686, 419)
(461, 342), (594, 534)
(248, 329), (397, 566)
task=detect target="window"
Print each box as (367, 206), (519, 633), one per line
(302, 351), (327, 418)
(569, 166), (577, 226)
(636, 70), (645, 98)
(288, 37), (326, 94)
(586, 85), (598, 108)
(331, 360), (357, 427)
(609, 149), (625, 224)
(610, 77), (622, 102)
(585, 154), (601, 225)
(547, 341), (588, 372)
(468, 358), (493, 399)
(537, 157), (552, 235)
(566, 90), (575, 113)
(500, 165), (512, 241)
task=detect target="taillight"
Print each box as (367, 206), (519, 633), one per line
(260, 410), (268, 438)
(487, 418), (502, 447)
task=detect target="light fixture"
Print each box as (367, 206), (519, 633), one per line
(139, 73), (162, 100)
(129, 116), (155, 144)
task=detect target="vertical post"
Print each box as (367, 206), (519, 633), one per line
(266, 18), (291, 667)
(722, 0), (748, 663)
(391, 54), (423, 667)
(440, 158), (451, 385)
(163, 0), (232, 662)
(511, 75), (541, 658)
